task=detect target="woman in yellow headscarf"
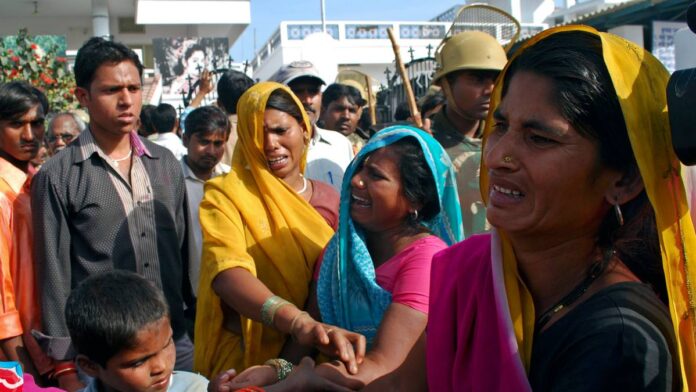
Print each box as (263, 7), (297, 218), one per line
(194, 82), (364, 378)
(363, 25), (696, 391)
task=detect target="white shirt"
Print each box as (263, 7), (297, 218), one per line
(149, 133), (188, 161)
(180, 157), (230, 295)
(305, 126), (354, 194)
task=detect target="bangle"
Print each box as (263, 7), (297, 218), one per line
(264, 358), (294, 381)
(260, 295), (292, 327)
(289, 311), (309, 335)
(52, 364), (78, 379)
(237, 388), (265, 392)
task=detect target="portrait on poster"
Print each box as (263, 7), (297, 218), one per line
(153, 37), (229, 95)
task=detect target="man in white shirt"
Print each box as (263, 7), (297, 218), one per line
(149, 103), (187, 160)
(180, 106), (230, 294)
(269, 61), (354, 193)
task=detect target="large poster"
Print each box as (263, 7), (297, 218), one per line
(153, 37), (229, 95)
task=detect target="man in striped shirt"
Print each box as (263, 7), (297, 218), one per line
(31, 37), (193, 391)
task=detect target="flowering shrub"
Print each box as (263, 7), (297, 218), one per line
(0, 28), (78, 111)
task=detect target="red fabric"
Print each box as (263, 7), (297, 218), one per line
(308, 180), (339, 230)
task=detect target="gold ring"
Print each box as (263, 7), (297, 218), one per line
(503, 156), (513, 163)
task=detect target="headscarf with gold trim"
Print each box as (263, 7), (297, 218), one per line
(480, 25), (696, 390)
(194, 82), (335, 376)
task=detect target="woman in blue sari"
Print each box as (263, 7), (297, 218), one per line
(312, 125), (463, 388)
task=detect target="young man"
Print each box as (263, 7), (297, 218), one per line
(32, 37), (193, 390)
(270, 61), (354, 194)
(318, 83), (368, 153)
(148, 103), (187, 160)
(66, 271), (208, 392)
(46, 112), (85, 155)
(180, 106), (230, 296)
(0, 81), (52, 379)
(431, 31), (507, 237)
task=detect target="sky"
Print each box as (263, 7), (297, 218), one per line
(230, 0), (461, 62)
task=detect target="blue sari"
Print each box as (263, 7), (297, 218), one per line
(317, 126), (463, 343)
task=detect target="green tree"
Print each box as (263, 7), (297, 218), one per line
(0, 28), (78, 112)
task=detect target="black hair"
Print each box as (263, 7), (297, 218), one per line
(393, 101), (411, 122)
(384, 137), (440, 227)
(138, 104), (157, 137)
(151, 103), (178, 134)
(266, 89), (305, 126)
(74, 37), (143, 89)
(420, 92), (446, 117)
(503, 31), (665, 300)
(65, 270), (169, 367)
(184, 44), (205, 62)
(217, 70), (255, 114)
(184, 106), (231, 137)
(0, 81), (47, 121)
(321, 83), (366, 110)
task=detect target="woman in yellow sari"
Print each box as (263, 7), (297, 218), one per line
(194, 82), (365, 378)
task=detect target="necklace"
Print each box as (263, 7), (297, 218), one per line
(536, 248), (614, 330)
(110, 149), (132, 168)
(297, 175), (308, 194)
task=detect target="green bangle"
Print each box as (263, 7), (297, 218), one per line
(264, 358), (294, 381)
(260, 295), (292, 327)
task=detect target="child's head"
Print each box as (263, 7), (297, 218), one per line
(66, 270), (175, 392)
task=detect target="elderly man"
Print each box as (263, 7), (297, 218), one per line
(270, 61), (354, 193)
(46, 112), (85, 154)
(32, 37), (192, 391)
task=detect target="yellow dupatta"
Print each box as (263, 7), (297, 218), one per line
(480, 25), (696, 390)
(194, 82), (335, 376)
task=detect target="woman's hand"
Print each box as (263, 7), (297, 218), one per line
(266, 357), (354, 392)
(291, 314), (366, 374)
(211, 366), (277, 391)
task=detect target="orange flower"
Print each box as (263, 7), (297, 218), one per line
(11, 56), (19, 62)
(30, 43), (38, 50)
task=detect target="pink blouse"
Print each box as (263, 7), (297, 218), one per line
(375, 235), (447, 314)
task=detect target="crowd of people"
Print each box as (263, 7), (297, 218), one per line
(0, 22), (695, 392)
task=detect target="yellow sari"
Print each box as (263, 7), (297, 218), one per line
(481, 25), (696, 390)
(193, 82), (335, 377)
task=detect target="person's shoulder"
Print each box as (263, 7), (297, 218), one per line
(35, 144), (77, 180)
(577, 283), (671, 330)
(310, 179), (338, 199)
(316, 126), (352, 146)
(430, 233), (491, 282)
(169, 371), (209, 391)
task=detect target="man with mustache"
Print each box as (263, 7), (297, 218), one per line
(31, 37), (193, 391)
(318, 83), (369, 154)
(180, 106), (230, 296)
(270, 61), (353, 194)
(46, 112), (85, 155)
(431, 31), (507, 237)
(0, 81), (53, 380)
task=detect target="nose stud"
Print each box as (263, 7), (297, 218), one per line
(357, 179), (365, 187)
(503, 155), (513, 164)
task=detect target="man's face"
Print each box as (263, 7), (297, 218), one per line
(320, 96), (363, 136)
(183, 130), (228, 176)
(288, 78), (322, 125)
(0, 104), (45, 169)
(47, 114), (80, 154)
(447, 70), (499, 121)
(75, 61), (142, 138)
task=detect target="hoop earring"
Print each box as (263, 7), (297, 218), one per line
(614, 203), (624, 226)
(410, 209), (419, 221)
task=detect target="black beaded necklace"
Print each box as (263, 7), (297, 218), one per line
(536, 248), (615, 330)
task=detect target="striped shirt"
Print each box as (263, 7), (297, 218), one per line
(31, 129), (190, 360)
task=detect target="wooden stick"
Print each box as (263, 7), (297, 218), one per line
(387, 27), (423, 128)
(365, 75), (376, 126)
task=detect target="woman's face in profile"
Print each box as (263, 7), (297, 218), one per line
(349, 146), (413, 233)
(483, 71), (618, 237)
(262, 108), (307, 181)
(185, 50), (206, 76)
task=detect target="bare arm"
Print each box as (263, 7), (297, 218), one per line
(188, 70), (214, 108)
(315, 303), (426, 388)
(360, 332), (427, 392)
(212, 268), (365, 372)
